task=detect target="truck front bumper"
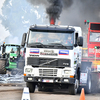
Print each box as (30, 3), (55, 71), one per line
(24, 76), (75, 84)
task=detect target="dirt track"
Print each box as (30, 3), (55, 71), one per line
(0, 86), (100, 100)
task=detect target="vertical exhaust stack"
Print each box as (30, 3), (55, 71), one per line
(50, 17), (55, 25)
(46, 0), (63, 26)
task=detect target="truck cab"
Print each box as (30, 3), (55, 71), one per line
(21, 25), (83, 95)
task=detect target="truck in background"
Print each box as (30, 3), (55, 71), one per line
(21, 19), (93, 95)
(82, 21), (100, 92)
(0, 42), (25, 75)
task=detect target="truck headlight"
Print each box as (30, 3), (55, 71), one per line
(25, 68), (33, 73)
(64, 70), (71, 74)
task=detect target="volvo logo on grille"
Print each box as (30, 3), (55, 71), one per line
(63, 63), (69, 66)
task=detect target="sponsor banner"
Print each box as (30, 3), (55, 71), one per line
(89, 48), (100, 53)
(89, 48), (95, 53)
(29, 49), (70, 57)
(40, 49), (58, 56)
(59, 50), (69, 55)
(80, 73), (87, 84)
(30, 49), (39, 54)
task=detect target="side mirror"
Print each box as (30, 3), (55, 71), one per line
(77, 37), (83, 47)
(74, 41), (77, 47)
(74, 44), (77, 47)
(21, 33), (27, 47)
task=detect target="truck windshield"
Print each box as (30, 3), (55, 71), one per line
(90, 32), (100, 42)
(6, 46), (20, 55)
(28, 31), (74, 46)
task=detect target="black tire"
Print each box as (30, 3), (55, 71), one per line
(26, 82), (35, 93)
(69, 79), (79, 95)
(85, 74), (91, 94)
(0, 58), (6, 74)
(91, 72), (99, 93)
(69, 85), (77, 95)
(77, 86), (81, 94)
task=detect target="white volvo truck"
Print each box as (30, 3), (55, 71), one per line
(21, 24), (92, 95)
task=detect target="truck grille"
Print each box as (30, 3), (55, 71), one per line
(27, 57), (70, 67)
(39, 69), (57, 77)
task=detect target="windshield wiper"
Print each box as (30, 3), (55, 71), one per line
(28, 42), (45, 48)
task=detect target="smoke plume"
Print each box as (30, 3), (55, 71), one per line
(27, 0), (73, 24)
(27, 0), (100, 25)
(46, 0), (63, 24)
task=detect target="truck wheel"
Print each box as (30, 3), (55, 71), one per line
(85, 75), (91, 94)
(69, 79), (79, 95)
(91, 72), (99, 93)
(26, 82), (35, 93)
(0, 59), (6, 74)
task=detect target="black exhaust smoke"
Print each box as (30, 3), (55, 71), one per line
(26, 0), (73, 25)
(46, 0), (63, 25)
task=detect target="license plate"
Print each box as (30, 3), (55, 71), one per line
(42, 79), (53, 83)
(28, 78), (32, 80)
